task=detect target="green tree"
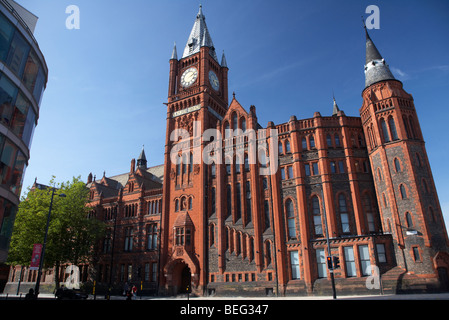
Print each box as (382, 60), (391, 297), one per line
(7, 176), (105, 288)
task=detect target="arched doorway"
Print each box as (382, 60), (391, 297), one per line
(437, 267), (449, 292)
(180, 265), (191, 293)
(172, 261), (191, 294)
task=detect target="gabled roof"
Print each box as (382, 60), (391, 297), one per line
(182, 5), (218, 62)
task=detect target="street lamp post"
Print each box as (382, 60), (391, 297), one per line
(34, 187), (66, 298)
(318, 184), (337, 299)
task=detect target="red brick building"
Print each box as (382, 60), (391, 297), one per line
(8, 6), (448, 297)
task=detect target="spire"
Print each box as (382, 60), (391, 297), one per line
(171, 42), (178, 60)
(182, 4), (218, 62)
(364, 26), (383, 64)
(137, 145), (147, 170)
(363, 25), (396, 88)
(221, 50), (227, 68)
(332, 94), (340, 116)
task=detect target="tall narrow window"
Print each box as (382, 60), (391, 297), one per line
(312, 196), (322, 236)
(381, 118), (390, 142)
(290, 251), (300, 280)
(335, 134), (341, 147)
(236, 183), (242, 221)
(264, 200), (270, 229)
(211, 162), (216, 178)
(403, 115), (411, 139)
(339, 194), (350, 233)
(316, 248), (326, 278)
(226, 185), (232, 218)
(124, 227), (133, 251)
(285, 140), (291, 153)
(344, 246), (357, 277)
(147, 224), (158, 250)
(279, 141), (284, 155)
(363, 194), (375, 232)
(389, 117), (398, 140)
(406, 212), (413, 228)
(400, 184), (407, 199)
(376, 244), (387, 263)
(394, 158), (401, 172)
(211, 187), (216, 214)
(244, 154), (249, 171)
(232, 112), (238, 130)
(326, 134), (332, 147)
(310, 135), (315, 148)
(359, 245), (372, 276)
(286, 199), (296, 239)
(245, 181), (252, 223)
(302, 137), (307, 150)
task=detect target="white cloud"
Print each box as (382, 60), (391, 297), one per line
(391, 67), (411, 80)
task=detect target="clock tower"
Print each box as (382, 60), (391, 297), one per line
(160, 5), (229, 295)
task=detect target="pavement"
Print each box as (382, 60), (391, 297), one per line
(1, 292), (448, 300)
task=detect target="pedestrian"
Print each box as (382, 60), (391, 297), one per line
(25, 288), (36, 300)
(123, 282), (129, 296)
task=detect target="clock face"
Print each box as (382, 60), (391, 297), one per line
(208, 70), (219, 91)
(181, 67), (198, 88)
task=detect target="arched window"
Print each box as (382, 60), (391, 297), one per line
(394, 158), (401, 172)
(400, 184), (407, 199)
(338, 194), (350, 233)
(245, 181), (252, 223)
(285, 140), (291, 153)
(409, 116), (417, 139)
(403, 115), (411, 139)
(244, 154), (249, 171)
(180, 196), (186, 210)
(209, 224), (215, 246)
(380, 118), (390, 142)
(232, 112), (238, 130)
(312, 196), (322, 236)
(326, 134), (332, 147)
(389, 116), (398, 140)
(236, 183), (242, 221)
(188, 197), (193, 210)
(406, 212), (413, 228)
(310, 135), (315, 148)
(265, 241), (272, 266)
(278, 141), (283, 154)
(302, 137), (307, 150)
(363, 193), (375, 232)
(335, 134), (341, 147)
(189, 152), (194, 172)
(224, 121), (230, 138)
(226, 185), (232, 218)
(241, 117), (246, 132)
(429, 207), (436, 222)
(422, 179), (429, 194)
(175, 199), (179, 212)
(416, 153), (422, 167)
(285, 199), (296, 239)
(210, 187), (216, 214)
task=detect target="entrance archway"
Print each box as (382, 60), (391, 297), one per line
(172, 261), (191, 294)
(180, 265), (191, 293)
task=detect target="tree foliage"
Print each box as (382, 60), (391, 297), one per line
(7, 176), (105, 271)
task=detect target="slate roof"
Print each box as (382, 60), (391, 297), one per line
(181, 5), (218, 62)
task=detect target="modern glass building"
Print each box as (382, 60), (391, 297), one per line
(0, 0), (47, 266)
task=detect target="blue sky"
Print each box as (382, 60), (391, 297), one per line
(16, 0), (449, 228)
